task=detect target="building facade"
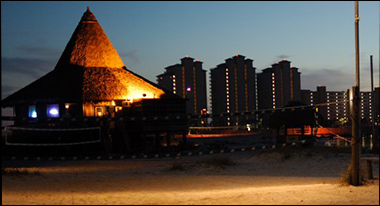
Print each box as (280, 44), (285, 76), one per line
(210, 55), (256, 126)
(302, 86), (379, 125)
(257, 60), (301, 109)
(157, 56), (207, 115)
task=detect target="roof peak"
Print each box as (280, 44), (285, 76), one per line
(81, 7), (97, 22)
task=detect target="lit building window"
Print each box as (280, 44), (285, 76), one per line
(95, 107), (104, 117)
(47, 104), (60, 118)
(29, 105), (37, 119)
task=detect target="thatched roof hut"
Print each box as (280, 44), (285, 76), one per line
(2, 7), (177, 109)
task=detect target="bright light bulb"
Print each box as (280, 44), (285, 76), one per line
(49, 109), (59, 115)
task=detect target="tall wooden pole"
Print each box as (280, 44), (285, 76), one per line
(370, 55), (376, 150)
(350, 1), (361, 186)
(355, 2), (360, 88)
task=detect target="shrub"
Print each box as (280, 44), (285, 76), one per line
(170, 163), (186, 171)
(2, 168), (41, 177)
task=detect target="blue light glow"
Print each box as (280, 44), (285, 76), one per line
(29, 105), (37, 118)
(47, 104), (60, 118)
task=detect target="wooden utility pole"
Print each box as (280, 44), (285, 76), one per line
(350, 1), (361, 186)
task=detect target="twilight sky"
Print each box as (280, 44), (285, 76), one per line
(1, 1), (379, 101)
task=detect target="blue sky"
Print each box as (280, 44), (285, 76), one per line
(1, 1), (379, 101)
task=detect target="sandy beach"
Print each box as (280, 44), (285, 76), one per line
(2, 148), (379, 205)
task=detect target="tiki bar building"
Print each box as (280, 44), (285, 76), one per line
(1, 8), (187, 153)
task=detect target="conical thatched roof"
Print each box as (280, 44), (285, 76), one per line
(2, 8), (176, 107)
(56, 7), (125, 69)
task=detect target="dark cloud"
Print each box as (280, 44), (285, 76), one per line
(277, 55), (290, 60)
(120, 50), (139, 65)
(1, 85), (18, 100)
(1, 57), (55, 79)
(15, 46), (61, 58)
(302, 68), (354, 91)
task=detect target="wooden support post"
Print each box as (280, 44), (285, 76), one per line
(361, 157), (379, 180)
(182, 131), (187, 149)
(350, 86), (362, 186)
(166, 133), (172, 150)
(116, 120), (131, 153)
(366, 160), (373, 180)
(141, 133), (147, 151)
(155, 132), (161, 152)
